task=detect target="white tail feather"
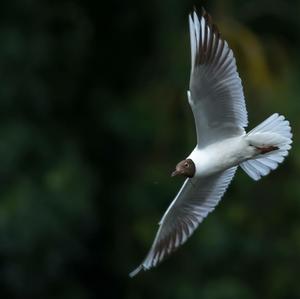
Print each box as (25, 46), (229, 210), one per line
(241, 113), (292, 181)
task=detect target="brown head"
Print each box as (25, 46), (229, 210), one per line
(171, 159), (195, 178)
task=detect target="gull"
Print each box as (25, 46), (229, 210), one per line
(130, 8), (292, 277)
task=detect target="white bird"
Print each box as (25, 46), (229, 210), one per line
(129, 8), (292, 277)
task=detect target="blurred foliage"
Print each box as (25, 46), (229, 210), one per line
(0, 0), (299, 298)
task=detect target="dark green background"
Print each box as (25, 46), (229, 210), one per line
(0, 0), (299, 298)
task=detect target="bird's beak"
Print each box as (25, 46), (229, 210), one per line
(171, 169), (180, 177)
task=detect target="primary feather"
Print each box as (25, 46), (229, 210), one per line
(188, 9), (248, 147)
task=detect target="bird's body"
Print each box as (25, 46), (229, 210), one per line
(130, 8), (293, 277)
(189, 135), (250, 177)
(189, 131), (284, 177)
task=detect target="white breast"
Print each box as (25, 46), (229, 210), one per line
(188, 135), (251, 177)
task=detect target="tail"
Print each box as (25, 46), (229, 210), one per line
(240, 113), (292, 181)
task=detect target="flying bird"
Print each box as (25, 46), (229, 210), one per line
(130, 8), (292, 277)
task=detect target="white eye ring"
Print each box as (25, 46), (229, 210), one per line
(185, 163), (188, 167)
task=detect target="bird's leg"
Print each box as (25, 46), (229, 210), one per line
(255, 145), (279, 154)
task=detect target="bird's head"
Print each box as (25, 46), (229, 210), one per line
(171, 158), (195, 178)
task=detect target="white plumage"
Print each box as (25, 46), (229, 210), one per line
(240, 113), (292, 180)
(130, 8), (292, 277)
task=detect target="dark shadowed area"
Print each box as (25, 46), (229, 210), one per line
(0, 0), (299, 298)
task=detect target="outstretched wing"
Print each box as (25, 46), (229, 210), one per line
(188, 9), (248, 147)
(129, 166), (237, 277)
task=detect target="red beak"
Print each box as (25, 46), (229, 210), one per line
(171, 170), (180, 177)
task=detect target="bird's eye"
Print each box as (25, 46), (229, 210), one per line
(184, 163), (189, 167)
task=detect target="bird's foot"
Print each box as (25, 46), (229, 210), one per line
(256, 145), (279, 154)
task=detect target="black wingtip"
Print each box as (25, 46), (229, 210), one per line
(193, 5), (221, 38)
(192, 6), (210, 23)
(191, 5), (206, 16)
(190, 5), (197, 18)
(201, 6), (206, 16)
